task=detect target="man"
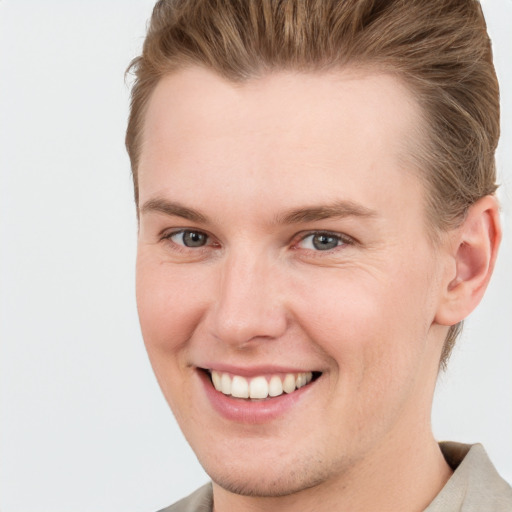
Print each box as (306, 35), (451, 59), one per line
(126, 1), (512, 510)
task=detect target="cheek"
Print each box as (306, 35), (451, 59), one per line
(291, 261), (435, 380)
(135, 254), (213, 421)
(135, 252), (210, 362)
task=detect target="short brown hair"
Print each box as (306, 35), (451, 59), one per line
(126, 0), (500, 366)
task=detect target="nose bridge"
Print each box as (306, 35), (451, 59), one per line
(210, 245), (287, 346)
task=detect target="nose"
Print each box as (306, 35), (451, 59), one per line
(208, 249), (288, 348)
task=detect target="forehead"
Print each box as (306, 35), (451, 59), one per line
(141, 66), (422, 156)
(138, 66), (426, 224)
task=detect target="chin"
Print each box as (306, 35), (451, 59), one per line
(200, 455), (337, 498)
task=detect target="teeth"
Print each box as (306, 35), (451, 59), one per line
(283, 374), (296, 394)
(268, 375), (283, 397)
(210, 370), (314, 399)
(211, 371), (221, 390)
(220, 373), (232, 395)
(249, 376), (269, 399)
(231, 375), (249, 398)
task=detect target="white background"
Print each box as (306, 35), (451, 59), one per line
(0, 1), (510, 511)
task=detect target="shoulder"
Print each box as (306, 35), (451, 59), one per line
(425, 442), (512, 512)
(156, 483), (213, 512)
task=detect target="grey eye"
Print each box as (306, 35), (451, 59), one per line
(173, 230), (208, 247)
(299, 233), (342, 251)
(312, 234), (340, 250)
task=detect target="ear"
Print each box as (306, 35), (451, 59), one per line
(435, 195), (502, 326)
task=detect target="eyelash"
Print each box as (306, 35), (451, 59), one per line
(160, 229), (355, 253)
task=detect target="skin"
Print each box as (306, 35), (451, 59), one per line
(135, 66), (500, 512)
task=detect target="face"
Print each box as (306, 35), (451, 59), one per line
(136, 67), (450, 497)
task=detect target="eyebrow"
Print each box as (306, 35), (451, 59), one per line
(274, 200), (377, 224)
(139, 197), (377, 225)
(139, 198), (208, 223)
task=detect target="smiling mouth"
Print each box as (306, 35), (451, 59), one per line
(205, 370), (321, 400)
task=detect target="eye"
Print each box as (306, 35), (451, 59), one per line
(168, 230), (209, 248)
(297, 232), (347, 251)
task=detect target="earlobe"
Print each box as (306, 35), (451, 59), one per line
(435, 195), (501, 326)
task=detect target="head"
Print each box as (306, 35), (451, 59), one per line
(127, 0), (501, 502)
(127, 0), (500, 367)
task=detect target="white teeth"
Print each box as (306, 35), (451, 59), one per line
(268, 375), (283, 397)
(249, 376), (269, 399)
(210, 370), (315, 399)
(231, 376), (249, 398)
(211, 371), (221, 390)
(220, 373), (232, 395)
(296, 372), (313, 388)
(283, 374), (296, 394)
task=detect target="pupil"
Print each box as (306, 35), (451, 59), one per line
(183, 231), (206, 247)
(313, 234), (338, 250)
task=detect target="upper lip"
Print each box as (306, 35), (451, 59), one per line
(198, 364), (321, 377)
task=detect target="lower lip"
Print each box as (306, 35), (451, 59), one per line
(198, 370), (315, 424)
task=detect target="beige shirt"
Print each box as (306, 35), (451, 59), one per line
(159, 443), (512, 512)
(425, 442), (512, 511)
